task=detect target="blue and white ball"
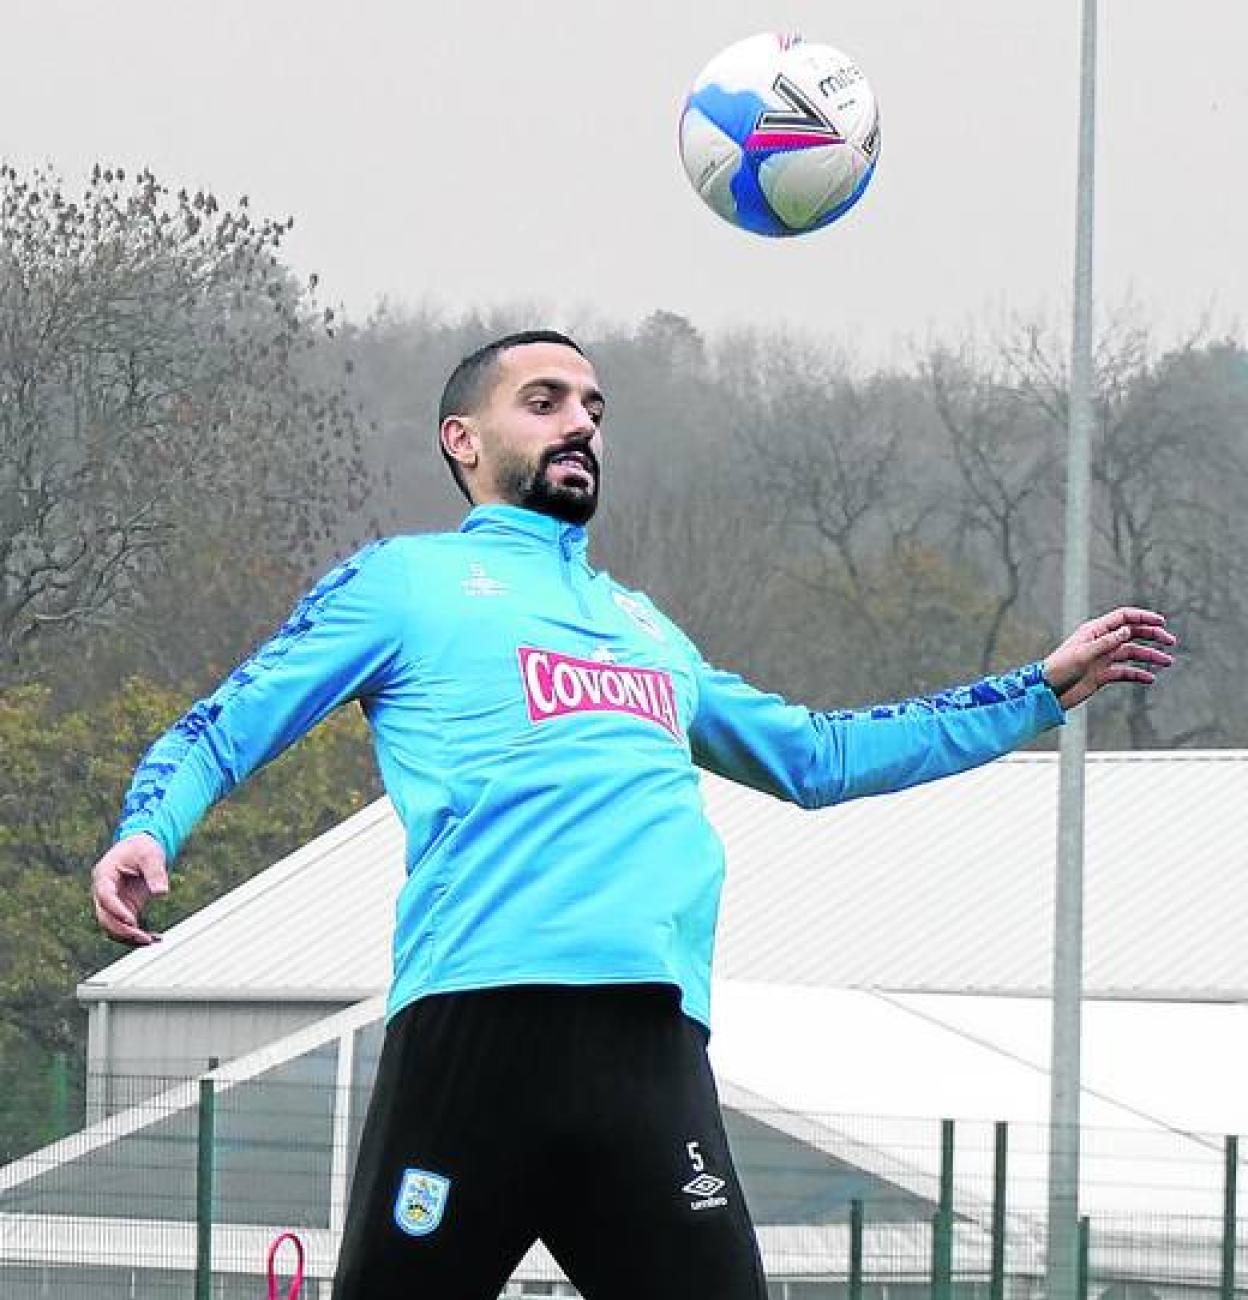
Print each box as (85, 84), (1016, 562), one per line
(679, 32), (881, 238)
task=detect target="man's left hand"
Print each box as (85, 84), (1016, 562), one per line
(1043, 607), (1177, 711)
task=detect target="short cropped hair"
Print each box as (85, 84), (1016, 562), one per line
(438, 330), (587, 502)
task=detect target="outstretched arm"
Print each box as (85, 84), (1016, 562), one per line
(686, 605), (1176, 809)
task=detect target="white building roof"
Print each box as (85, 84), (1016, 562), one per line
(81, 750), (1248, 1003)
(710, 982), (1247, 1220)
(711, 750), (1248, 998)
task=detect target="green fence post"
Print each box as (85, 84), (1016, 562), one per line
(930, 1210), (941, 1300)
(990, 1121), (1008, 1300)
(1223, 1135), (1239, 1300)
(932, 1119), (954, 1300)
(195, 1073), (217, 1300)
(849, 1198), (864, 1300)
(1077, 1216), (1090, 1300)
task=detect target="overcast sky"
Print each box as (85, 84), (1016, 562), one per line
(4, 1), (1244, 359)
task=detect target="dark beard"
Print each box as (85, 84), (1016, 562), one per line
(499, 447), (600, 526)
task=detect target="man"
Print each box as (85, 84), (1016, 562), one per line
(91, 330), (1176, 1299)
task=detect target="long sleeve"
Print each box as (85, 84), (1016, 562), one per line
(115, 539), (409, 861)
(688, 658), (1064, 810)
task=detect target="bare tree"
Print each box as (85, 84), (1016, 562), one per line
(0, 164), (371, 684)
(920, 340), (1061, 674)
(595, 456), (780, 677)
(1002, 314), (1248, 745)
(719, 332), (908, 596)
(709, 332), (1026, 704)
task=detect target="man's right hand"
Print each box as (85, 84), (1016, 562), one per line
(91, 833), (169, 946)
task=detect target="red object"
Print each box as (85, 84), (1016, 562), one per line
(266, 1232), (305, 1300)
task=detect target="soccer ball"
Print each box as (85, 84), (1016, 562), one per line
(679, 32), (881, 238)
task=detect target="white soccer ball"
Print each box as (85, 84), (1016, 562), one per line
(679, 32), (881, 237)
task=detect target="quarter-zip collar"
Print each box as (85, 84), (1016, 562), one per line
(460, 504), (589, 561)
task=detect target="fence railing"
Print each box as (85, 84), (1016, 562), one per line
(0, 1062), (1242, 1300)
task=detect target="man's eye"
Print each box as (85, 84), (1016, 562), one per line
(529, 398), (553, 413)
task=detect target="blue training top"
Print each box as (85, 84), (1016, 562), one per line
(115, 504), (1064, 1028)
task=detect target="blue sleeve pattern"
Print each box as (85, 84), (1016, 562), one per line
(689, 658), (1063, 810)
(823, 663), (1045, 721)
(117, 539), (401, 857)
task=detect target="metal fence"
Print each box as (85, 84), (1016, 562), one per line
(0, 1061), (1242, 1300)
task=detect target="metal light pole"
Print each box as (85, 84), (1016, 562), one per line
(1047, 2), (1098, 1298)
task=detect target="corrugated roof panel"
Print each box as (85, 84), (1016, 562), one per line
(710, 759), (1061, 992)
(712, 752), (1248, 996)
(82, 752), (1248, 1000)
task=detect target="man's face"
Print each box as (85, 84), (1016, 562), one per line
(468, 343), (606, 526)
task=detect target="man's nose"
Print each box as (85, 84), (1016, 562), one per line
(567, 402), (599, 438)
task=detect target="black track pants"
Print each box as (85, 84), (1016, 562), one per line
(332, 984), (768, 1299)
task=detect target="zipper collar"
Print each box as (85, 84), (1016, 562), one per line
(460, 504), (589, 559)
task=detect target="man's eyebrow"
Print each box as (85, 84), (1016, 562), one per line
(518, 377), (607, 407)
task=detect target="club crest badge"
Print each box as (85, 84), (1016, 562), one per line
(393, 1167), (451, 1237)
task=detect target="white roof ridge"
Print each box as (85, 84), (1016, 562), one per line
(991, 750), (1248, 764)
(1080, 749), (1248, 762)
(77, 983), (385, 1004)
(879, 984), (1248, 1002)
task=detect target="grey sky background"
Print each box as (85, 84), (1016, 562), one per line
(4, 0), (1245, 360)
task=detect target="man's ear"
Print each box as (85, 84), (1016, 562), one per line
(440, 415), (480, 474)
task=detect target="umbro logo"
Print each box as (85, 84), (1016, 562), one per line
(682, 1141), (728, 1211)
(461, 562), (507, 598)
